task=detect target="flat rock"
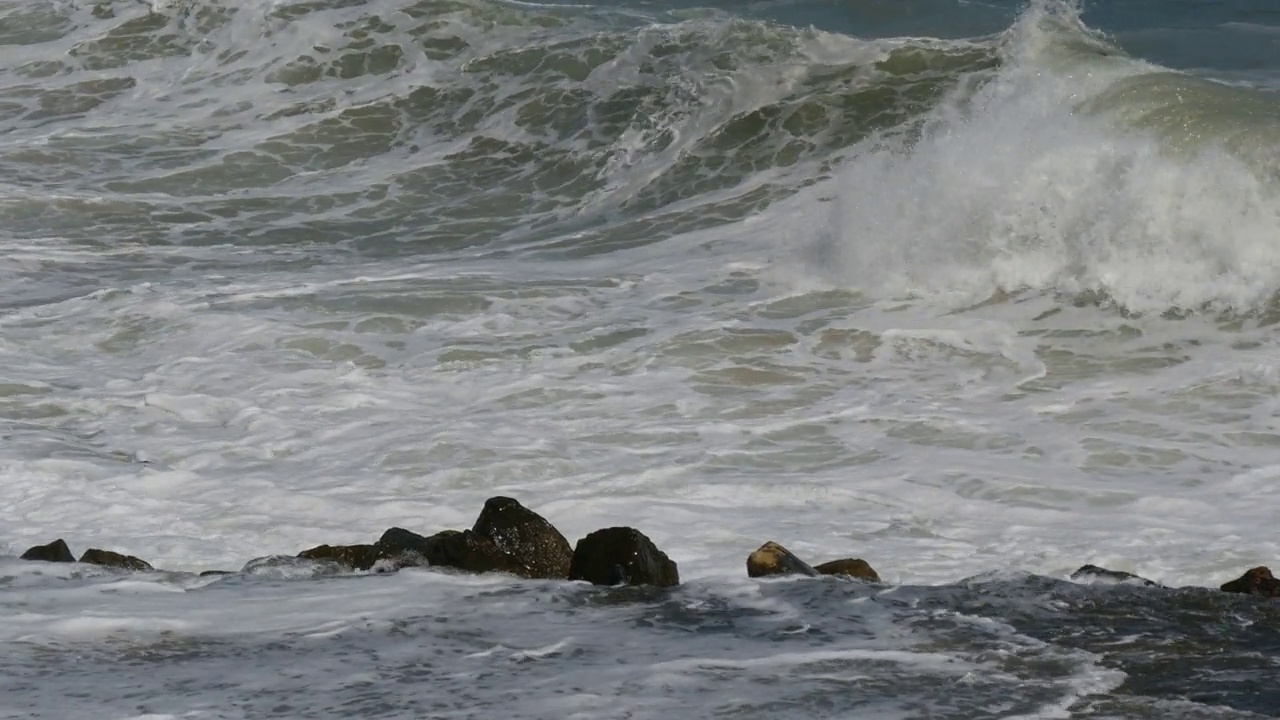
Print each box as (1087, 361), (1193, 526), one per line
(814, 558), (880, 582)
(569, 527), (679, 587)
(1070, 564), (1158, 587)
(20, 539), (75, 563)
(1220, 566), (1280, 597)
(80, 548), (153, 572)
(297, 544), (380, 571)
(747, 541), (819, 578)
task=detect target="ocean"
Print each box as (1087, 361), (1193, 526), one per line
(2, 0), (1280, 717)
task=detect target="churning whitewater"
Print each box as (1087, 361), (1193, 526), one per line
(3, 0), (1280, 717)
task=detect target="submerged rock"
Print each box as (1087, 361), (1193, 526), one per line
(80, 548), (153, 572)
(241, 555), (346, 580)
(1220, 566), (1280, 598)
(1070, 564), (1159, 587)
(569, 527), (679, 587)
(747, 541), (819, 578)
(814, 558), (880, 582)
(297, 544), (380, 571)
(20, 539), (75, 563)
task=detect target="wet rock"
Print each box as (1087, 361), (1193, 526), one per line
(747, 541), (819, 578)
(1070, 564), (1158, 587)
(814, 558), (880, 582)
(80, 548), (153, 572)
(199, 570), (235, 577)
(569, 527), (679, 587)
(297, 544), (380, 571)
(1220, 566), (1280, 598)
(374, 527), (446, 568)
(20, 539), (75, 563)
(462, 496), (573, 579)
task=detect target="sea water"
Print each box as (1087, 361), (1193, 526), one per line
(2, 0), (1280, 717)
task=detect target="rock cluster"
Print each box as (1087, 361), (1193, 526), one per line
(11, 498), (1280, 601)
(19, 538), (153, 571)
(14, 497), (677, 588)
(746, 541), (880, 582)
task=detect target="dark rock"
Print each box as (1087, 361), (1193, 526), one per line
(1220, 566), (1280, 597)
(464, 496), (573, 579)
(814, 558), (880, 582)
(297, 544), (380, 571)
(747, 541), (819, 578)
(80, 549), (153, 572)
(374, 527), (445, 568)
(199, 570), (235, 577)
(20, 539), (75, 563)
(1070, 564), (1159, 587)
(569, 527), (679, 588)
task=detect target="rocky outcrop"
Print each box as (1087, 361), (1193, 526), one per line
(297, 544), (380, 571)
(747, 541), (819, 578)
(80, 549), (153, 572)
(1070, 564), (1158, 587)
(20, 539), (75, 563)
(814, 558), (880, 582)
(569, 527), (679, 587)
(1220, 566), (1280, 597)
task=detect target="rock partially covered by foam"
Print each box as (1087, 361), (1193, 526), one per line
(569, 527), (679, 587)
(747, 541), (819, 578)
(20, 539), (75, 563)
(814, 558), (880, 582)
(297, 543), (380, 571)
(1220, 566), (1280, 597)
(1070, 564), (1159, 587)
(80, 548), (153, 572)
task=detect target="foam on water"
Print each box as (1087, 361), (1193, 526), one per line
(810, 0), (1280, 314)
(4, 0), (1280, 716)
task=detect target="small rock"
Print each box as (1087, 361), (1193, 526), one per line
(747, 541), (819, 578)
(1070, 564), (1158, 587)
(199, 570), (235, 577)
(80, 549), (153, 572)
(20, 539), (75, 563)
(814, 558), (880, 582)
(297, 544), (380, 571)
(1220, 566), (1280, 598)
(569, 527), (679, 588)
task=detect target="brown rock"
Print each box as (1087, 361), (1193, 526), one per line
(569, 527), (679, 588)
(297, 544), (380, 571)
(814, 558), (880, 582)
(80, 549), (153, 572)
(1220, 566), (1280, 597)
(20, 539), (75, 563)
(746, 541), (819, 578)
